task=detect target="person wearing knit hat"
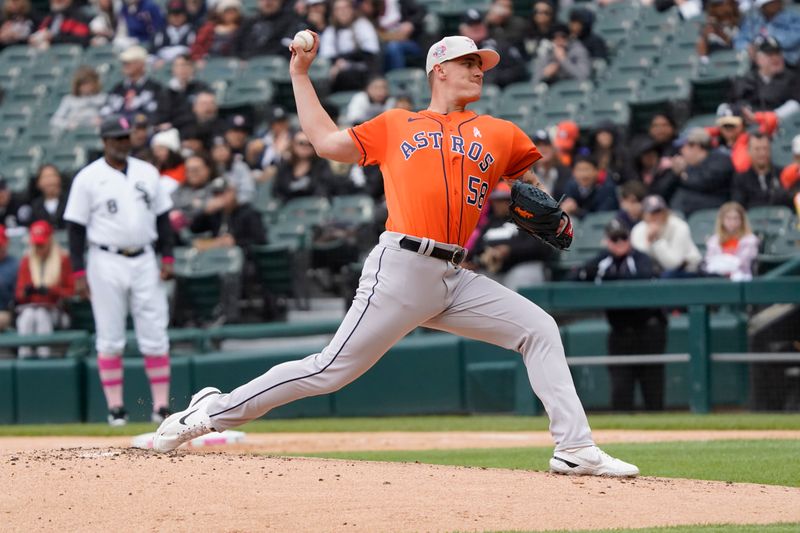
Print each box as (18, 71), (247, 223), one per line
(152, 128), (186, 189)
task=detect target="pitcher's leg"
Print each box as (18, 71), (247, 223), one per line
(207, 246), (446, 431)
(424, 270), (593, 451)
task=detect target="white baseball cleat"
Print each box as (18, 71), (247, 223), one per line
(549, 445), (640, 477)
(152, 387), (221, 453)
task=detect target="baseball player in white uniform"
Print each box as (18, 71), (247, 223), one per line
(154, 36), (639, 477)
(65, 114), (175, 426)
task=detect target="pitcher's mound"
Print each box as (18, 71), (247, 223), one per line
(4, 448), (799, 532)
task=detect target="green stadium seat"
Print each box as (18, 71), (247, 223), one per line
(637, 5), (679, 33)
(251, 244), (297, 300)
(277, 196), (331, 225)
(690, 50), (749, 114)
(606, 53), (653, 78)
(581, 211), (617, 233)
(325, 90), (359, 114)
(268, 219), (309, 249)
(748, 205), (795, 247)
(220, 78), (274, 109)
(45, 145), (88, 174)
(245, 54), (289, 77)
(622, 32), (668, 58)
(40, 43), (83, 64)
(330, 194), (375, 226)
(82, 44), (117, 67)
(688, 208), (719, 247)
(196, 57), (241, 83)
(1, 162), (34, 191)
(0, 44), (38, 67)
(680, 113), (718, 135)
(386, 67), (427, 94)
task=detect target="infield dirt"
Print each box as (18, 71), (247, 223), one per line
(2, 431), (800, 532)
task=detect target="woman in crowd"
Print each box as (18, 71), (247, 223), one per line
(704, 202), (759, 281)
(273, 130), (336, 203)
(14, 221), (73, 358)
(319, 0), (381, 92)
(50, 66), (107, 134)
(211, 136), (256, 205)
(151, 128), (186, 195)
(26, 164), (68, 230)
(191, 0), (243, 61)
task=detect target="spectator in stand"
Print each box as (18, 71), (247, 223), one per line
(14, 220), (73, 358)
(247, 105), (292, 175)
(561, 155), (619, 219)
(666, 127), (734, 217)
(704, 202), (759, 280)
(568, 7), (608, 61)
(88, 0), (120, 47)
(235, 0), (305, 59)
(632, 195), (703, 277)
(273, 130), (337, 203)
(572, 219), (667, 412)
(360, 0), (426, 72)
(552, 120), (580, 167)
(151, 0), (197, 63)
(101, 45), (169, 126)
(211, 136), (256, 205)
(731, 36), (800, 119)
(185, 90), (226, 150)
(458, 9), (528, 88)
(615, 180), (647, 231)
(780, 134), (800, 195)
(465, 182), (554, 289)
(0, 225), (18, 332)
(0, 177), (25, 229)
(590, 121), (631, 186)
(524, 0), (555, 58)
(223, 113), (252, 157)
(28, 0), (89, 49)
(50, 66), (106, 134)
(191, 0), (242, 60)
(163, 55), (211, 132)
(342, 75), (395, 126)
(531, 22), (591, 85)
(654, 0), (702, 19)
(0, 0), (41, 50)
(151, 128), (186, 195)
(732, 133), (792, 208)
(26, 165), (67, 230)
(129, 113), (155, 161)
(630, 137), (671, 196)
(170, 152), (215, 232)
(485, 0), (527, 47)
(696, 0), (740, 60)
(319, 0), (382, 92)
(185, 0), (206, 27)
(531, 129), (571, 201)
(711, 103), (750, 174)
(121, 0), (165, 46)
(302, 0), (329, 34)
(190, 176), (266, 253)
(735, 0), (800, 67)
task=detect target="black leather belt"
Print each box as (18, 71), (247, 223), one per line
(399, 236), (466, 265)
(97, 245), (146, 258)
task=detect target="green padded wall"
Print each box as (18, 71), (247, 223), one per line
(16, 359), (82, 423)
(191, 347), (332, 418)
(0, 360), (15, 424)
(334, 334), (463, 416)
(85, 356), (193, 423)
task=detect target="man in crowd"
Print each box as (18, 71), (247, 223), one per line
(236, 0), (306, 59)
(731, 36), (800, 118)
(735, 0), (800, 68)
(561, 155), (618, 219)
(101, 45), (169, 126)
(732, 133), (792, 208)
(531, 22), (591, 85)
(458, 9), (527, 88)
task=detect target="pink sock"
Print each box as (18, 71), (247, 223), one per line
(97, 353), (123, 410)
(144, 354), (171, 411)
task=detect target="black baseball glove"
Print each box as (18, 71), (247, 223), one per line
(508, 181), (573, 250)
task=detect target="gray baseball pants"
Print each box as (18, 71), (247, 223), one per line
(206, 231), (594, 451)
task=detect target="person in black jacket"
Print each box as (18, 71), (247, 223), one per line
(150, 0), (197, 62)
(162, 54), (211, 132)
(25, 164), (68, 230)
(561, 155), (619, 219)
(568, 7), (608, 61)
(235, 0), (305, 59)
(28, 0), (89, 49)
(101, 45), (170, 126)
(458, 9), (528, 88)
(572, 219), (667, 411)
(0, 177), (26, 229)
(665, 128), (734, 216)
(732, 132), (792, 209)
(466, 181), (554, 289)
(531, 129), (572, 200)
(730, 35), (800, 115)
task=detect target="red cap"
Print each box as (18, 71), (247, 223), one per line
(29, 220), (53, 245)
(0, 225), (7, 246)
(554, 120), (579, 151)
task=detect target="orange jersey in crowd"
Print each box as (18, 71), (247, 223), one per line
(348, 108), (541, 246)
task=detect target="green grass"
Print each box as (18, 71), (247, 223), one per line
(2, 413), (800, 436)
(299, 440), (800, 487)
(483, 524), (800, 533)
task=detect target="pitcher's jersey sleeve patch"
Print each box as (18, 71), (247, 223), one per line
(347, 111), (390, 167)
(504, 122), (543, 180)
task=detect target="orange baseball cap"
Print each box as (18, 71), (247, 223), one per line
(29, 220), (53, 245)
(489, 181), (512, 200)
(553, 121), (579, 151)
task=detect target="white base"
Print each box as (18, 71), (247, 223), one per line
(131, 430), (246, 450)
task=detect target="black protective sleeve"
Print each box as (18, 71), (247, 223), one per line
(67, 221), (87, 273)
(155, 212), (175, 259)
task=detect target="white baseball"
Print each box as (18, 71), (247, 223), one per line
(292, 30), (314, 52)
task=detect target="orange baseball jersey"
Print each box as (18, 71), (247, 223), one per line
(348, 108), (541, 246)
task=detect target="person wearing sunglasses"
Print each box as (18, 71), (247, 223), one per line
(571, 218), (667, 412)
